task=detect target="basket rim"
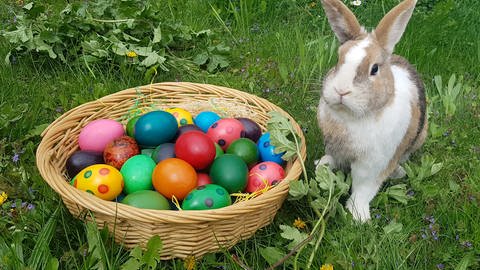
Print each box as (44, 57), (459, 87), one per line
(36, 82), (307, 223)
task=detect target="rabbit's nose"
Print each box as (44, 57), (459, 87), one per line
(335, 89), (351, 97)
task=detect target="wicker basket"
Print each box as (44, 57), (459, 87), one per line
(36, 82), (306, 259)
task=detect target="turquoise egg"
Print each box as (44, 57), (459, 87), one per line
(182, 184), (231, 210)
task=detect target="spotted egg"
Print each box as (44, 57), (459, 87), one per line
(71, 164), (124, 201)
(245, 161), (285, 193)
(206, 118), (245, 151)
(165, 107), (194, 127)
(182, 184), (231, 210)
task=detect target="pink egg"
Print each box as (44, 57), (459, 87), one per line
(245, 161), (285, 193)
(78, 119), (125, 152)
(206, 118), (245, 151)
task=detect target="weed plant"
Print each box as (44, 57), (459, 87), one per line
(0, 0), (479, 269)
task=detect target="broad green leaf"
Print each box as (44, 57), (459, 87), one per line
(279, 225), (308, 250)
(259, 247), (285, 265)
(5, 52), (11, 65)
(383, 220), (403, 234)
(448, 179), (460, 192)
(130, 246), (143, 261)
(142, 235), (162, 268)
(121, 259), (142, 270)
(153, 27), (162, 43)
(288, 180), (308, 200)
(384, 184), (409, 205)
(434, 75), (442, 95)
(45, 257), (59, 270)
(140, 52), (166, 67)
(23, 2), (34, 10)
(193, 52), (208, 66)
(310, 197), (328, 212)
(430, 162), (443, 176)
(207, 54), (229, 72)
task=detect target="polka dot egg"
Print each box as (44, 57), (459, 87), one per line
(206, 118), (245, 151)
(245, 161), (285, 193)
(71, 164), (124, 201)
(182, 184), (231, 210)
(165, 107), (194, 127)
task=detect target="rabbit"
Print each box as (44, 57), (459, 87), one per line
(316, 0), (427, 221)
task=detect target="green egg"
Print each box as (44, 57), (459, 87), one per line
(226, 138), (259, 166)
(120, 155), (156, 194)
(182, 184), (231, 210)
(214, 143), (224, 159)
(121, 190), (170, 210)
(209, 154), (248, 193)
(126, 115), (141, 137)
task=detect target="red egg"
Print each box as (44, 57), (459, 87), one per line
(206, 118), (245, 151)
(103, 136), (140, 169)
(175, 131), (216, 170)
(196, 173), (212, 186)
(245, 161), (285, 193)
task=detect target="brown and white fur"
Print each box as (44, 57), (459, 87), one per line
(316, 0), (427, 221)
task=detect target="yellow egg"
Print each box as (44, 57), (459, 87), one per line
(71, 164), (124, 200)
(165, 108), (194, 127)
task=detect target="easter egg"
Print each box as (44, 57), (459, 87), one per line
(206, 118), (245, 151)
(72, 164), (124, 200)
(257, 132), (285, 165)
(126, 115), (141, 137)
(165, 107), (194, 127)
(152, 158), (197, 200)
(236, 117), (262, 142)
(66, 150), (104, 179)
(121, 190), (170, 210)
(141, 148), (154, 156)
(215, 143), (224, 159)
(182, 184), (231, 210)
(174, 124), (203, 140)
(134, 111), (178, 147)
(245, 161), (286, 193)
(151, 143), (176, 163)
(175, 131), (216, 170)
(197, 173), (212, 186)
(78, 119), (125, 152)
(120, 155), (156, 194)
(209, 154), (248, 193)
(226, 138), (259, 167)
(194, 111), (221, 132)
(103, 136), (140, 169)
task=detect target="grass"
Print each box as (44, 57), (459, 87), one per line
(1, 0), (479, 269)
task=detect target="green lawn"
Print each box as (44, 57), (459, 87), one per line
(0, 0), (479, 269)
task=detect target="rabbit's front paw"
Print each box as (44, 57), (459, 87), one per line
(315, 155), (336, 170)
(346, 197), (371, 222)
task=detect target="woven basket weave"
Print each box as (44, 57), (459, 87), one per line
(36, 82), (306, 259)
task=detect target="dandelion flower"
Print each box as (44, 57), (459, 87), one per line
(126, 51), (138, 58)
(293, 218), (306, 229)
(321, 263), (334, 270)
(351, 0), (362, 6)
(0, 192), (7, 205)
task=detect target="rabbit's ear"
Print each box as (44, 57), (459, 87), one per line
(321, 0), (363, 44)
(374, 0), (417, 54)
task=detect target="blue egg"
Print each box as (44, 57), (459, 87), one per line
(194, 111), (221, 132)
(134, 111), (178, 147)
(257, 132), (285, 165)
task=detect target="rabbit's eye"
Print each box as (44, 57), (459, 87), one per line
(370, 64), (379, 76)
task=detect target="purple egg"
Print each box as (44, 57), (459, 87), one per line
(66, 150), (104, 179)
(174, 124), (203, 140)
(236, 118), (262, 143)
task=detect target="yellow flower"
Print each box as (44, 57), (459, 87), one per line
(0, 192), (7, 206)
(293, 217), (306, 229)
(184, 255), (196, 270)
(126, 51), (138, 58)
(320, 263), (334, 270)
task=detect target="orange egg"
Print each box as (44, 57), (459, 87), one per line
(72, 164), (124, 200)
(152, 158), (197, 200)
